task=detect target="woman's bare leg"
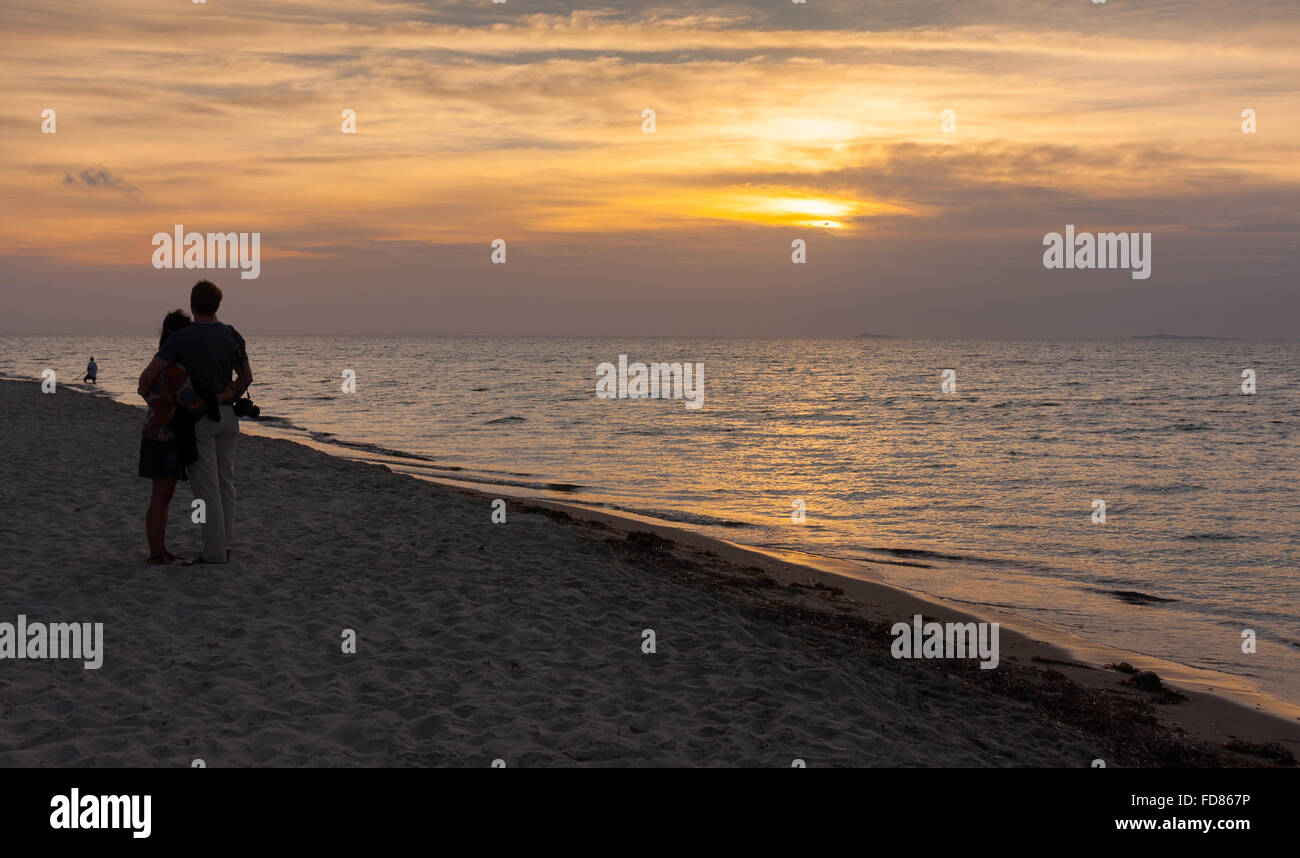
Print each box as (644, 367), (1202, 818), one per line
(147, 478), (177, 559)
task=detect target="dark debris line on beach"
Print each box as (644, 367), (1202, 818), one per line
(581, 525), (1294, 768)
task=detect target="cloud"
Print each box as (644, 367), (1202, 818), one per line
(61, 165), (139, 197)
(1, 0), (1297, 335)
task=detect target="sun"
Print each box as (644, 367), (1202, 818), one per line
(672, 191), (894, 229)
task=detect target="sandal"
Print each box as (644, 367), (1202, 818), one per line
(163, 551), (182, 563)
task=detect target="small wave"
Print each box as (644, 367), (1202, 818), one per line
(308, 434), (437, 462)
(397, 461), (465, 473)
(864, 546), (1064, 575)
(1180, 533), (1243, 541)
(254, 415), (309, 431)
(605, 504), (754, 529)
(870, 547), (976, 563)
(484, 416), (526, 424)
(407, 469), (585, 493)
(1093, 589), (1177, 605)
(1119, 483), (1207, 494)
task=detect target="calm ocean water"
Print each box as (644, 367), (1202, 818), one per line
(4, 336), (1298, 707)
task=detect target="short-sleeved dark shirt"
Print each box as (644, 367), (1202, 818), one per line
(156, 322), (246, 398)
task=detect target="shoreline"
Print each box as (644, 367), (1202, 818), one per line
(18, 374), (1300, 722)
(191, 397), (1300, 755)
(236, 403), (1300, 737)
(455, 492), (1300, 755)
(3, 378), (1297, 766)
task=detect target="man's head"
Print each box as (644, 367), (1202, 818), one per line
(190, 280), (223, 317)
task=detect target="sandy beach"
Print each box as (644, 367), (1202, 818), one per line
(1, 378), (1296, 767)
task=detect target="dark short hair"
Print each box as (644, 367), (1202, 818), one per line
(191, 280), (223, 316)
(160, 309), (192, 350)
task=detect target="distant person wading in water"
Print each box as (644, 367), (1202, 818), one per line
(84, 357), (97, 384)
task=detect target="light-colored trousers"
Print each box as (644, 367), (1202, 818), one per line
(189, 405), (239, 562)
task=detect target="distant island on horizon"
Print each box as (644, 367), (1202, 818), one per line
(1130, 334), (1242, 340)
(853, 333), (1250, 340)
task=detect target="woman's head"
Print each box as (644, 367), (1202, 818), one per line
(159, 309), (192, 350)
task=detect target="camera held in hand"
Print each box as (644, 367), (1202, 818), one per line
(231, 396), (261, 419)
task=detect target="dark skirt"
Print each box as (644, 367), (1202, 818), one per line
(139, 438), (188, 480)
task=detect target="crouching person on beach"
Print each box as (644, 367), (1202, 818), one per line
(137, 280), (252, 565)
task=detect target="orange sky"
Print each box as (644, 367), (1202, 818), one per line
(2, 0), (1298, 335)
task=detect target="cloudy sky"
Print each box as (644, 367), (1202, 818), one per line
(1, 0), (1297, 336)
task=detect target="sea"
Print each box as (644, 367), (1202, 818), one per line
(3, 335), (1297, 709)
